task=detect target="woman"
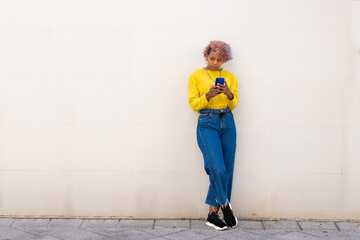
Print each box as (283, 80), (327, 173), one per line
(188, 41), (239, 231)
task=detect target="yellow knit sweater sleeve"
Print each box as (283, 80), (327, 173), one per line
(226, 74), (239, 111)
(188, 71), (209, 112)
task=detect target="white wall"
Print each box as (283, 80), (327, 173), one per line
(0, 0), (359, 220)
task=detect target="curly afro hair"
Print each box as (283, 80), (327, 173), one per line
(203, 40), (233, 63)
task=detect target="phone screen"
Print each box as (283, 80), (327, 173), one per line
(215, 78), (224, 85)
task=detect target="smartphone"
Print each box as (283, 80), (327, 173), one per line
(215, 78), (224, 86)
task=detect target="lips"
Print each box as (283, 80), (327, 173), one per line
(209, 65), (218, 69)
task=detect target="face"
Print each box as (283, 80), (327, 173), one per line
(205, 49), (224, 71)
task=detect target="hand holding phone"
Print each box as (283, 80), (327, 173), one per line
(206, 78), (226, 101)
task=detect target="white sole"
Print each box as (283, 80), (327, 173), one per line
(231, 217), (238, 228)
(225, 203), (239, 228)
(206, 221), (228, 231)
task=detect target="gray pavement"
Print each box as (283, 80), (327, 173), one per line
(0, 218), (360, 240)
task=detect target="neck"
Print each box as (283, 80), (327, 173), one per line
(206, 66), (221, 71)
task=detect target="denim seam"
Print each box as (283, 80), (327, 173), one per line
(199, 126), (226, 207)
(198, 127), (208, 173)
(227, 112), (234, 119)
(198, 127), (219, 206)
(199, 115), (211, 121)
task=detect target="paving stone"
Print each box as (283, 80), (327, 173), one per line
(33, 237), (63, 240)
(301, 229), (344, 239)
(12, 218), (51, 234)
(0, 218), (15, 226)
(336, 222), (360, 230)
(263, 220), (300, 230)
(243, 229), (294, 239)
(38, 227), (110, 240)
(81, 219), (122, 236)
(192, 220), (245, 237)
(11, 226), (49, 235)
(0, 225), (41, 239)
(82, 227), (123, 237)
(14, 236), (62, 240)
(81, 219), (119, 229)
(237, 220), (263, 230)
(108, 229), (157, 240)
(335, 230), (360, 239)
(13, 219), (50, 227)
(299, 221), (337, 230)
(190, 220), (209, 229)
(13, 236), (63, 240)
(190, 220), (249, 238)
(119, 220), (154, 229)
(274, 230), (324, 240)
(260, 229), (292, 236)
(142, 227), (186, 237)
(163, 229), (216, 240)
(206, 229), (268, 240)
(154, 220), (190, 229)
(2, 218), (360, 240)
(49, 219), (84, 227)
(34, 237), (64, 240)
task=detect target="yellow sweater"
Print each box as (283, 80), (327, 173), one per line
(188, 68), (239, 112)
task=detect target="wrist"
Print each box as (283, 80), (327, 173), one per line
(205, 93), (210, 101)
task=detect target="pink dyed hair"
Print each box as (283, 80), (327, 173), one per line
(203, 40), (233, 62)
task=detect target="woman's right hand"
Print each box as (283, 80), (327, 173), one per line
(205, 85), (220, 101)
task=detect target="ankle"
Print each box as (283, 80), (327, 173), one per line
(209, 205), (219, 214)
(221, 201), (230, 208)
(209, 210), (217, 215)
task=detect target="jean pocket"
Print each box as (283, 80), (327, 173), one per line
(227, 112), (234, 119)
(199, 113), (212, 120)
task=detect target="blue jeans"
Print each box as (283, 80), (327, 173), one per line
(197, 108), (237, 207)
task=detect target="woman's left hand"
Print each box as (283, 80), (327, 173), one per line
(217, 80), (234, 100)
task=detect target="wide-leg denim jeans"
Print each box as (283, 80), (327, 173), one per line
(197, 108), (237, 207)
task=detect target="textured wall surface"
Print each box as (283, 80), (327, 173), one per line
(0, 0), (359, 220)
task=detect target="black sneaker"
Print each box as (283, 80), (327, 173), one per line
(221, 202), (238, 228)
(206, 212), (228, 231)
